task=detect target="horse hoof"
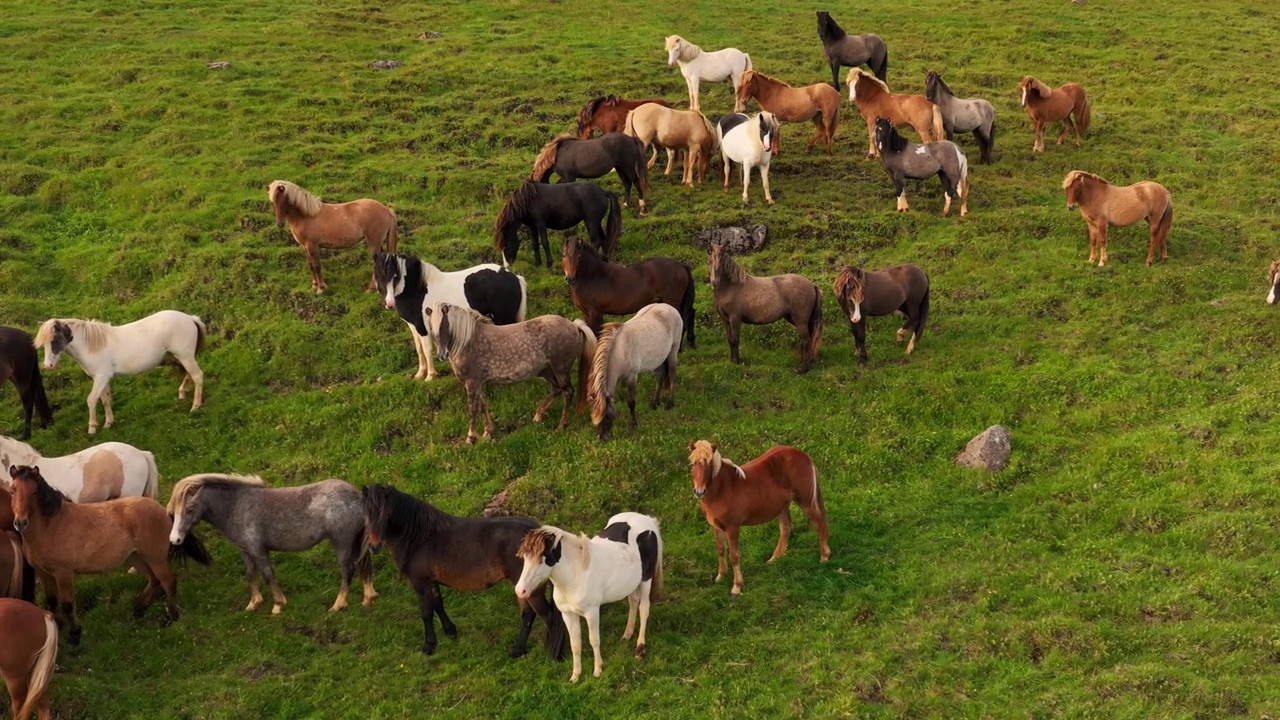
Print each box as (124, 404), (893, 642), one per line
(87, 427), (97, 435)
(271, 605), (284, 616)
(466, 436), (478, 445)
(509, 646), (528, 659)
(635, 644), (647, 658)
(730, 587), (742, 597)
(421, 645), (437, 656)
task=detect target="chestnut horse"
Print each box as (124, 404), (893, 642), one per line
(708, 242), (823, 373)
(1063, 171), (1172, 267)
(562, 237), (697, 348)
(846, 68), (943, 157)
(624, 104), (718, 186)
(576, 96), (673, 139)
(736, 70), (841, 154)
(1268, 261), (1280, 305)
(1019, 77), (1091, 152)
(267, 180), (399, 293)
(0, 599), (58, 720)
(687, 441), (830, 596)
(833, 264), (931, 363)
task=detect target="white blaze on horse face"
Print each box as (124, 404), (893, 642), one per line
(42, 347), (59, 370)
(514, 557), (551, 599)
(1268, 283), (1277, 305)
(1020, 86), (1028, 106)
(169, 506), (186, 544)
(851, 301), (862, 324)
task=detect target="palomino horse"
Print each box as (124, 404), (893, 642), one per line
(847, 68), (944, 158)
(424, 303), (596, 444)
(664, 35), (752, 112)
(168, 473), (376, 615)
(576, 96), (673, 139)
(816, 11), (888, 89)
(588, 304), (683, 441)
(736, 71), (841, 154)
(0, 599), (57, 720)
(0, 435), (157, 503)
(494, 181), (622, 269)
(532, 133), (651, 214)
(1268, 261), (1280, 305)
(833, 264), (931, 363)
(687, 441), (830, 596)
(562, 237), (697, 347)
(34, 311), (206, 434)
(624, 104), (718, 187)
(515, 513), (663, 683)
(717, 112), (780, 205)
(1019, 77), (1091, 152)
(708, 242), (823, 373)
(361, 484), (566, 659)
(1063, 171), (1173, 267)
(874, 117), (970, 216)
(267, 180), (399, 293)
(374, 252), (527, 381)
(0, 328), (51, 441)
(924, 70), (996, 164)
(8, 465), (212, 645)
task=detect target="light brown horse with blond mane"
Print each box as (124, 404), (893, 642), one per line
(708, 243), (823, 373)
(846, 68), (944, 158)
(1019, 77), (1091, 152)
(624, 104), (717, 186)
(0, 598), (58, 720)
(267, 180), (399, 294)
(1063, 171), (1172, 267)
(736, 70), (841, 154)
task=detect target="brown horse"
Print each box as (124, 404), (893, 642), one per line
(267, 180), (399, 294)
(8, 465), (212, 646)
(1063, 171), (1172, 267)
(0, 599), (57, 720)
(708, 243), (823, 373)
(0, 487), (34, 603)
(687, 441), (830, 596)
(562, 237), (697, 348)
(846, 68), (943, 157)
(736, 70), (841, 154)
(1019, 77), (1091, 152)
(1268, 261), (1280, 305)
(624, 104), (718, 186)
(833, 264), (931, 363)
(576, 96), (673, 139)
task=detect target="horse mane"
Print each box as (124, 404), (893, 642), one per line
(268, 180), (323, 218)
(517, 527), (559, 562)
(817, 11), (847, 41)
(588, 322), (625, 424)
(1021, 76), (1053, 100)
(363, 484), (455, 557)
(1062, 170), (1107, 189)
(167, 473), (266, 513)
(11, 466), (66, 518)
(576, 96), (614, 133)
(688, 440), (724, 479)
(1270, 260), (1280, 282)
(564, 236), (606, 278)
(34, 318), (110, 353)
(494, 181), (539, 252)
(743, 70), (788, 90)
(434, 303), (493, 359)
(710, 245), (750, 288)
(925, 71), (951, 101)
(666, 35), (701, 62)
(532, 135), (574, 181)
(876, 118), (908, 153)
(834, 266), (865, 300)
(0, 435), (42, 466)
(849, 68), (889, 95)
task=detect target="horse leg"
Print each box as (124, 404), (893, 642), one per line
(566, 610), (584, 681)
(85, 375), (110, 434)
(711, 525), (728, 583)
(688, 76), (700, 112)
(722, 155), (732, 191)
(101, 383), (114, 428)
(1146, 217), (1159, 266)
(304, 243), (326, 293)
(727, 315), (743, 364)
(808, 117), (822, 152)
(512, 596), (537, 658)
(411, 328), (430, 380)
(1085, 224), (1098, 265)
(941, 174), (955, 217)
(1057, 116), (1075, 146)
(663, 357), (677, 410)
(148, 554), (181, 622)
(645, 144), (658, 170)
(329, 538), (354, 612)
(463, 382), (482, 444)
(804, 501), (833, 562)
(1098, 226), (1110, 267)
(853, 320), (869, 364)
(127, 552), (159, 619)
(769, 507), (792, 563)
(866, 119), (877, 158)
(741, 163), (752, 203)
(761, 163), (774, 205)
(37, 570), (56, 612)
(650, 364), (665, 410)
(241, 551), (264, 611)
(727, 527), (745, 595)
(254, 553), (287, 615)
(421, 329), (439, 380)
(585, 605), (605, 678)
(432, 584), (457, 638)
(175, 354), (204, 411)
(1033, 119), (1045, 152)
(412, 577), (439, 655)
(625, 376), (638, 429)
(53, 570), (81, 646)
(539, 227), (553, 270)
(555, 369), (573, 430)
(829, 61), (840, 91)
(635, 582), (651, 657)
(16, 379), (35, 439)
(894, 178), (909, 213)
(664, 147), (676, 177)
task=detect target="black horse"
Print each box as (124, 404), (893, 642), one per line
(494, 180), (622, 269)
(531, 133), (651, 215)
(817, 11), (889, 89)
(361, 484), (566, 660)
(0, 327), (52, 440)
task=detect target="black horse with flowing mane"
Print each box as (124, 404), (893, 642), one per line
(494, 181), (622, 269)
(532, 133), (651, 215)
(817, 11), (888, 89)
(0, 327), (52, 440)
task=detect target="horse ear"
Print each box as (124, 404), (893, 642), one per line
(711, 443), (718, 452)
(8, 465), (16, 478)
(688, 441), (697, 451)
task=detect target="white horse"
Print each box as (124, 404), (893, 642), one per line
(716, 111), (780, 205)
(34, 310), (207, 434)
(0, 434), (158, 502)
(588, 303), (683, 441)
(665, 35), (752, 112)
(515, 512), (663, 682)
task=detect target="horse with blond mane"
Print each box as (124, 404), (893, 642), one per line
(588, 304), (682, 442)
(1019, 77), (1090, 152)
(0, 599), (58, 720)
(576, 96), (673, 139)
(708, 242), (823, 373)
(736, 70), (841, 155)
(624, 104), (718, 187)
(665, 35), (752, 112)
(833, 263), (931, 363)
(267, 180), (398, 293)
(1063, 171), (1172, 267)
(847, 68), (944, 157)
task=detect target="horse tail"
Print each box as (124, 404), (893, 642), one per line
(1156, 198), (1174, 247)
(29, 358), (52, 427)
(978, 118), (995, 164)
(633, 137), (650, 196)
(743, 53), (753, 73)
(624, 109), (638, 138)
(589, 323), (621, 425)
(680, 265), (697, 349)
(573, 319), (597, 415)
(142, 451), (160, 500)
(16, 612), (58, 720)
(543, 587), (567, 661)
(169, 525), (214, 567)
(604, 192), (622, 259)
(805, 286), (823, 367)
(931, 104), (945, 143)
(809, 461), (825, 514)
(515, 274), (529, 323)
(4, 535), (22, 598)
(387, 216), (399, 254)
(917, 277), (931, 342)
(649, 529), (664, 603)
(1074, 88), (1092, 135)
(352, 523), (373, 585)
(192, 316), (208, 356)
(531, 136), (566, 182)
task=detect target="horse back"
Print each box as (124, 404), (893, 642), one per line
(412, 515), (537, 589)
(462, 268), (526, 325)
(721, 446), (818, 524)
(0, 327), (35, 382)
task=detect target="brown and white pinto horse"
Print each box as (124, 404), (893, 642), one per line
(267, 180), (399, 293)
(576, 96), (673, 139)
(1063, 171), (1172, 267)
(0, 599), (58, 720)
(1019, 77), (1091, 152)
(735, 70), (841, 154)
(846, 68), (944, 158)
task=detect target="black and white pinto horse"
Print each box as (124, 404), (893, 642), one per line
(374, 253), (527, 380)
(874, 117), (970, 217)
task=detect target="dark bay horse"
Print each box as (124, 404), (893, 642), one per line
(576, 96), (672, 139)
(0, 599), (58, 720)
(817, 11), (888, 89)
(561, 237), (696, 348)
(494, 181), (622, 269)
(360, 484), (566, 659)
(925, 71), (996, 164)
(0, 487), (35, 603)
(0, 328), (51, 441)
(708, 243), (823, 373)
(267, 180), (399, 294)
(875, 117), (970, 216)
(833, 264), (931, 363)
(531, 133), (651, 215)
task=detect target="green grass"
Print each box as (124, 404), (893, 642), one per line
(2, 0), (1280, 717)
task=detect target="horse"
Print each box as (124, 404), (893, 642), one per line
(360, 483), (566, 659)
(816, 11), (888, 89)
(576, 96), (673, 139)
(924, 70), (996, 164)
(664, 35), (752, 112)
(1268, 261), (1280, 304)
(717, 112), (780, 205)
(1018, 76), (1091, 152)
(847, 68), (944, 158)
(874, 117), (970, 217)
(624, 104), (718, 187)
(735, 71), (840, 155)
(1063, 171), (1173, 267)
(33, 311), (206, 435)
(0, 599), (58, 720)
(708, 242), (823, 373)
(0, 488), (34, 603)
(515, 512), (663, 682)
(0, 329), (51, 441)
(0, 435), (158, 503)
(562, 237), (697, 348)
(494, 181), (622, 269)
(833, 263), (931, 363)
(687, 441), (829, 596)
(8, 464), (212, 646)
(267, 180), (399, 293)
(167, 473), (376, 615)
(532, 133), (651, 215)
(588, 304), (683, 441)
(374, 252), (527, 381)
(424, 303), (596, 444)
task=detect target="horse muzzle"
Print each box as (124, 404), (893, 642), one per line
(693, 488), (707, 499)
(383, 300), (395, 310)
(514, 584), (532, 599)
(13, 518), (28, 532)
(564, 275), (575, 285)
(1066, 203), (1076, 211)
(169, 531), (185, 545)
(369, 541), (383, 554)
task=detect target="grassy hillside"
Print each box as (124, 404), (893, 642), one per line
(2, 0), (1279, 717)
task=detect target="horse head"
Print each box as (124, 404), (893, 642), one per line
(562, 237), (584, 284)
(664, 36), (683, 66)
(816, 11), (844, 41)
(688, 440), (722, 499)
(759, 112), (780, 155)
(268, 181), (288, 226)
(1062, 171), (1095, 210)
(8, 464), (58, 532)
(736, 71), (758, 107)
(514, 528), (562, 599)
(1019, 77), (1051, 107)
(373, 252), (407, 309)
(360, 485), (389, 553)
(33, 319), (72, 371)
(873, 117), (906, 155)
(834, 266), (867, 323)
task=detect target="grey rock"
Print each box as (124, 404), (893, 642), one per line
(955, 425), (1011, 471)
(207, 61), (231, 69)
(695, 224), (767, 254)
(417, 31), (444, 39)
(369, 60), (403, 70)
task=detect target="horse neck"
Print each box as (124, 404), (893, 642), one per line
(0, 438), (41, 466)
(678, 42), (701, 63)
(706, 459), (745, 498)
(575, 248), (611, 283)
(550, 533), (592, 584)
